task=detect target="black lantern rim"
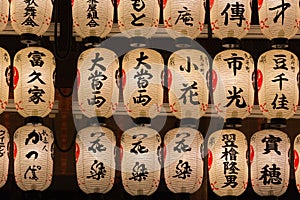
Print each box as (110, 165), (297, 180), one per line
(270, 118), (287, 129)
(83, 36), (102, 48)
(129, 36), (148, 48)
(20, 33), (39, 45)
(270, 38), (289, 49)
(175, 37), (193, 48)
(221, 37), (241, 49)
(224, 118), (242, 128)
(133, 117), (151, 125)
(25, 116), (43, 124)
(179, 118), (199, 128)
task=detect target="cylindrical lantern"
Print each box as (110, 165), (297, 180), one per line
(117, 0), (159, 39)
(77, 48), (119, 119)
(208, 129), (248, 196)
(14, 123), (54, 191)
(121, 126), (161, 196)
(212, 49), (254, 124)
(76, 125), (116, 194)
(0, 0), (9, 32)
(0, 124), (9, 188)
(122, 48), (164, 123)
(250, 129), (290, 197)
(294, 134), (300, 193)
(163, 0), (205, 39)
(164, 127), (204, 194)
(13, 47), (56, 118)
(168, 49), (209, 120)
(10, 0), (53, 41)
(257, 49), (299, 124)
(0, 47), (10, 115)
(72, 0), (114, 45)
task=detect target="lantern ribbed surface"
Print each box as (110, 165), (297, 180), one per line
(0, 47), (10, 115)
(0, 0), (9, 32)
(294, 134), (300, 193)
(0, 124), (9, 188)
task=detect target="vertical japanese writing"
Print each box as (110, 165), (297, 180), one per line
(88, 132), (107, 153)
(129, 162), (149, 181)
(22, 0), (39, 27)
(86, 160), (106, 180)
(86, 0), (99, 27)
(131, 0), (146, 26)
(130, 134), (149, 154)
(0, 130), (5, 157)
(269, 0), (291, 25)
(175, 7), (193, 26)
(221, 2), (245, 27)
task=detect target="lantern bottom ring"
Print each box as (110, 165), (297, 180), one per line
(129, 36), (148, 48)
(83, 36), (102, 47)
(20, 33), (39, 45)
(174, 37), (192, 48)
(224, 118), (242, 128)
(133, 117), (151, 125)
(221, 37), (240, 49)
(270, 118), (287, 128)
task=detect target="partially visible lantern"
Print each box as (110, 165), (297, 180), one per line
(122, 48), (164, 123)
(0, 125), (9, 188)
(250, 129), (290, 197)
(0, 0), (9, 32)
(13, 47), (56, 118)
(14, 123), (54, 191)
(76, 125), (116, 194)
(294, 134), (300, 192)
(213, 49), (254, 125)
(121, 126), (161, 196)
(164, 127), (204, 194)
(208, 129), (248, 197)
(72, 0), (114, 46)
(77, 48), (119, 119)
(168, 49), (209, 120)
(0, 47), (10, 115)
(257, 49), (299, 124)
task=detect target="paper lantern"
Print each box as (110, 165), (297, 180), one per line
(0, 47), (10, 115)
(168, 49), (209, 120)
(208, 129), (248, 196)
(10, 0), (53, 42)
(163, 0), (205, 39)
(250, 129), (290, 197)
(122, 48), (164, 123)
(76, 125), (116, 194)
(212, 49), (254, 124)
(164, 127), (203, 194)
(0, 0), (9, 32)
(117, 0), (159, 39)
(13, 47), (56, 118)
(257, 49), (299, 123)
(121, 126), (161, 196)
(77, 48), (119, 119)
(72, 0), (114, 45)
(0, 124), (9, 188)
(294, 134), (300, 193)
(14, 123), (54, 191)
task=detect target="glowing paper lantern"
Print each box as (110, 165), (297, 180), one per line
(121, 126), (161, 196)
(0, 48), (10, 115)
(294, 134), (300, 192)
(257, 49), (299, 123)
(14, 123), (54, 191)
(122, 48), (164, 123)
(72, 0), (114, 45)
(76, 125), (116, 194)
(0, 124), (9, 188)
(0, 0), (9, 32)
(212, 49), (254, 124)
(250, 129), (290, 197)
(13, 47), (56, 118)
(168, 49), (209, 120)
(77, 48), (119, 119)
(164, 127), (203, 194)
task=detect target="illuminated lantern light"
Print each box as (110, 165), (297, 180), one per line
(10, 0), (53, 44)
(0, 47), (10, 115)
(257, 49), (299, 125)
(0, 0), (9, 32)
(121, 126), (161, 196)
(77, 48), (119, 120)
(210, 0), (252, 47)
(0, 125), (9, 188)
(13, 47), (55, 118)
(72, 0), (114, 46)
(208, 129), (248, 197)
(76, 125), (116, 194)
(14, 123), (54, 191)
(122, 48), (164, 124)
(294, 134), (300, 192)
(164, 127), (204, 194)
(212, 49), (254, 125)
(250, 129), (290, 197)
(258, 0), (300, 47)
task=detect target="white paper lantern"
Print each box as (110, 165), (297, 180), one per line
(0, 47), (10, 115)
(72, 0), (114, 41)
(0, 0), (9, 32)
(250, 129), (290, 197)
(208, 129), (248, 197)
(164, 127), (203, 194)
(121, 126), (161, 196)
(210, 0), (252, 40)
(13, 47), (56, 118)
(77, 48), (119, 119)
(258, 0), (300, 41)
(212, 49), (254, 123)
(122, 48), (164, 121)
(257, 49), (299, 122)
(168, 49), (209, 119)
(76, 125), (116, 194)
(10, 0), (53, 36)
(14, 123), (54, 191)
(163, 0), (205, 39)
(294, 133), (300, 193)
(117, 0), (159, 39)
(0, 124), (9, 188)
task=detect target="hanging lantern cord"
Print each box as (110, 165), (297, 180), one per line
(52, 118), (76, 152)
